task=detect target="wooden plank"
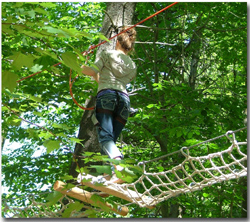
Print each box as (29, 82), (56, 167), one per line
(54, 180), (129, 216)
(78, 174), (156, 209)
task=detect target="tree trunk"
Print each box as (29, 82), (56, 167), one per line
(189, 28), (202, 90)
(69, 2), (136, 178)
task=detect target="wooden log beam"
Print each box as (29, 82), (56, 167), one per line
(78, 175), (156, 209)
(54, 180), (129, 216)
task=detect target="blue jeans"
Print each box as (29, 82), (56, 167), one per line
(95, 90), (130, 157)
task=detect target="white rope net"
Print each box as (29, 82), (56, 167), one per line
(2, 193), (102, 218)
(105, 129), (247, 208)
(2, 194), (79, 218)
(2, 128), (247, 217)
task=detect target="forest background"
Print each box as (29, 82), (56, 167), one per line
(1, 1), (247, 219)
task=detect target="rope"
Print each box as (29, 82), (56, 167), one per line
(69, 68), (95, 111)
(2, 128), (247, 217)
(15, 2), (179, 110)
(2, 193), (97, 218)
(109, 129), (247, 208)
(138, 127), (247, 165)
(84, 2), (179, 53)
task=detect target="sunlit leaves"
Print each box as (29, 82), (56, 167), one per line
(39, 131), (53, 140)
(43, 140), (60, 153)
(61, 51), (82, 74)
(1, 1), (247, 218)
(89, 165), (113, 176)
(30, 64), (43, 73)
(45, 191), (63, 207)
(42, 26), (71, 38)
(2, 71), (18, 92)
(62, 201), (85, 218)
(52, 123), (72, 130)
(39, 2), (57, 8)
(69, 137), (84, 145)
(8, 52), (35, 70)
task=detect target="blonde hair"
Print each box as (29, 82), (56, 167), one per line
(117, 26), (136, 53)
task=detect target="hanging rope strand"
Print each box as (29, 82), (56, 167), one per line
(69, 69), (94, 110)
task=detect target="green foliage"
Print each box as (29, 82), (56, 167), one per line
(2, 1), (247, 219)
(45, 191), (63, 207)
(62, 201), (85, 218)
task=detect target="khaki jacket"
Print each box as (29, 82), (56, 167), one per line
(91, 50), (137, 93)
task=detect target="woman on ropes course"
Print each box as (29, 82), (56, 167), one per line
(81, 26), (137, 183)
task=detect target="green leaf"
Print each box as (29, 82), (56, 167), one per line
(89, 165), (112, 176)
(70, 137), (84, 145)
(39, 131), (53, 140)
(39, 2), (57, 8)
(60, 16), (74, 21)
(83, 152), (96, 157)
(35, 55), (56, 69)
(147, 104), (155, 109)
(45, 191), (63, 206)
(14, 2), (23, 7)
(28, 95), (43, 103)
(187, 132), (193, 139)
(52, 123), (72, 130)
(27, 10), (36, 18)
(176, 130), (182, 138)
(59, 175), (75, 181)
(8, 52), (25, 70)
(8, 52), (35, 70)
(62, 201), (84, 218)
(2, 71), (18, 92)
(33, 111), (43, 117)
(7, 117), (22, 127)
(115, 170), (135, 183)
(27, 128), (39, 140)
(43, 140), (60, 153)
(203, 193), (209, 198)
(2, 25), (15, 35)
(30, 64), (43, 73)
(42, 26), (70, 38)
(34, 7), (47, 15)
(61, 52), (82, 74)
(39, 48), (59, 61)
(56, 132), (68, 138)
(84, 209), (98, 218)
(96, 33), (110, 41)
(90, 195), (110, 212)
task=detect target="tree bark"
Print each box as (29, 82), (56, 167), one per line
(69, 2), (136, 178)
(189, 29), (202, 90)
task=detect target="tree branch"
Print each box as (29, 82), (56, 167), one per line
(135, 41), (175, 46)
(206, 26), (246, 32)
(121, 24), (182, 32)
(128, 87), (146, 96)
(103, 10), (118, 32)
